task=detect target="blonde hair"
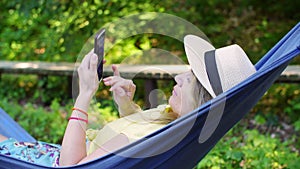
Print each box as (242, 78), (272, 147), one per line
(191, 74), (212, 110)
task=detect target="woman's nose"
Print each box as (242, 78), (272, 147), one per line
(174, 74), (183, 87)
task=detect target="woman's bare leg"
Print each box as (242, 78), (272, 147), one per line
(0, 134), (8, 142)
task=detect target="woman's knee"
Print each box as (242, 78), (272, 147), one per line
(0, 134), (8, 142)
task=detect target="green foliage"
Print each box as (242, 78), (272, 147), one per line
(251, 83), (300, 151)
(294, 120), (300, 132)
(160, 0), (300, 63)
(197, 129), (299, 169)
(0, 0), (165, 62)
(1, 0), (298, 63)
(0, 74), (70, 105)
(0, 97), (119, 144)
(254, 84), (300, 124)
(0, 98), (70, 143)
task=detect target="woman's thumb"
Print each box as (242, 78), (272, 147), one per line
(90, 54), (98, 70)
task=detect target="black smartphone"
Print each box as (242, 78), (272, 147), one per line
(94, 28), (105, 81)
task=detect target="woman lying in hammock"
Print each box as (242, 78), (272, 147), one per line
(0, 35), (256, 167)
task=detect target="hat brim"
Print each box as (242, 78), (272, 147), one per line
(184, 35), (216, 98)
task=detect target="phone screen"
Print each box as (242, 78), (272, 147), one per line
(94, 29), (105, 81)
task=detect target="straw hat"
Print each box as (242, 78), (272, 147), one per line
(184, 35), (256, 98)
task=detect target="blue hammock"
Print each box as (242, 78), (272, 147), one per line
(1, 22), (299, 169)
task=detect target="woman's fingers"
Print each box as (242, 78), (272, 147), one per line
(103, 65), (135, 99)
(103, 65), (120, 83)
(104, 77), (134, 95)
(117, 87), (126, 96)
(103, 76), (124, 86)
(103, 77), (118, 88)
(110, 78), (134, 90)
(112, 64), (120, 76)
(109, 79), (132, 91)
(81, 49), (94, 67)
(111, 86), (126, 96)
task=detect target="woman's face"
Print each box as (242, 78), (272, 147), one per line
(168, 70), (198, 117)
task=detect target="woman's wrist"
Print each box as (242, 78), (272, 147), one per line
(74, 93), (93, 111)
(118, 100), (142, 117)
(78, 90), (95, 100)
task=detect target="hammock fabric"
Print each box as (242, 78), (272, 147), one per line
(0, 22), (299, 169)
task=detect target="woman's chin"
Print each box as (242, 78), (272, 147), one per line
(168, 96), (174, 106)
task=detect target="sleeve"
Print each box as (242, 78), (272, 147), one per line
(118, 101), (142, 117)
(86, 128), (99, 142)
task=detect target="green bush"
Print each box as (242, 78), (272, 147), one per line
(197, 129), (299, 169)
(0, 98), (70, 143)
(0, 98), (119, 144)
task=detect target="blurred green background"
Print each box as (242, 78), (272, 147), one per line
(0, 0), (299, 168)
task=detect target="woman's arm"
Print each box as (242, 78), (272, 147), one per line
(78, 133), (129, 164)
(59, 50), (99, 166)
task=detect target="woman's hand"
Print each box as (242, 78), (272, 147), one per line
(103, 65), (136, 107)
(77, 50), (99, 99)
(103, 65), (142, 117)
